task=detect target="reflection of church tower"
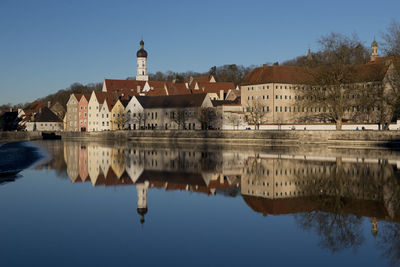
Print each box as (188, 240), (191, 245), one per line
(371, 217), (378, 238)
(137, 181), (149, 224)
(136, 40), (148, 81)
(370, 38), (378, 61)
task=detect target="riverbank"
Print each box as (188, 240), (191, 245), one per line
(2, 130), (400, 148)
(0, 132), (42, 144)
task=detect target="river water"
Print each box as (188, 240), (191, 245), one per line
(1, 140), (400, 266)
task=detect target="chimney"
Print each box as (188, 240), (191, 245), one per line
(137, 85), (141, 93)
(39, 108), (42, 113)
(263, 64), (267, 68)
(220, 90), (224, 100)
(48, 101), (51, 108)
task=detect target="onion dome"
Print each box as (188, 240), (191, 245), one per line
(137, 40), (148, 58)
(137, 207), (148, 224)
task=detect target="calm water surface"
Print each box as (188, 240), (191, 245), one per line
(1, 140), (400, 266)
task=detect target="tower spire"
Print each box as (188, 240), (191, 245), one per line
(136, 39), (148, 81)
(371, 37), (378, 61)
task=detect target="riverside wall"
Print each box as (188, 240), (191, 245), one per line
(2, 130), (400, 148)
(61, 130), (400, 148)
(0, 131), (42, 143)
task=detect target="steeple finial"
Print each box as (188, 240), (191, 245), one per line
(307, 45), (312, 61)
(371, 37), (378, 61)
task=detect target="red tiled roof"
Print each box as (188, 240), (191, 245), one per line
(186, 74), (215, 85)
(104, 79), (146, 93)
(242, 63), (390, 85)
(94, 91), (108, 104)
(191, 82), (235, 94)
(24, 101), (44, 113)
(167, 83), (190, 95)
(145, 88), (168, 97)
(241, 65), (313, 85)
(351, 62), (389, 82)
(82, 94), (91, 102)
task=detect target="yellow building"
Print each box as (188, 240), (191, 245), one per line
(110, 99), (128, 130)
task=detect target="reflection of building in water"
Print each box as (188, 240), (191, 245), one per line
(78, 145), (88, 181)
(241, 154), (400, 236)
(62, 142), (242, 222)
(64, 142), (79, 182)
(137, 181), (149, 224)
(242, 156), (385, 200)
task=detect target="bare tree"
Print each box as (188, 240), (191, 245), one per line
(298, 33), (369, 130)
(245, 99), (268, 130)
(112, 109), (126, 130)
(171, 110), (188, 130)
(381, 19), (400, 57)
(227, 113), (242, 130)
(128, 112), (147, 130)
(198, 107), (217, 130)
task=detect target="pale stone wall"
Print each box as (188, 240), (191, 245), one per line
(110, 100), (125, 131)
(65, 95), (79, 132)
(99, 103), (111, 131)
(241, 80), (391, 125)
(88, 92), (100, 132)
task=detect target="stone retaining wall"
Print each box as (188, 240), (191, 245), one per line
(2, 130), (400, 147)
(0, 131), (42, 143)
(60, 130), (400, 147)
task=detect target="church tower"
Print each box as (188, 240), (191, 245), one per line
(136, 181), (149, 224)
(136, 40), (148, 81)
(371, 38), (378, 61)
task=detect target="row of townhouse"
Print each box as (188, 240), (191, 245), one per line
(65, 92), (236, 131)
(64, 75), (242, 131)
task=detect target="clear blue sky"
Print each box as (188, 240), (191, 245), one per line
(0, 0), (399, 105)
